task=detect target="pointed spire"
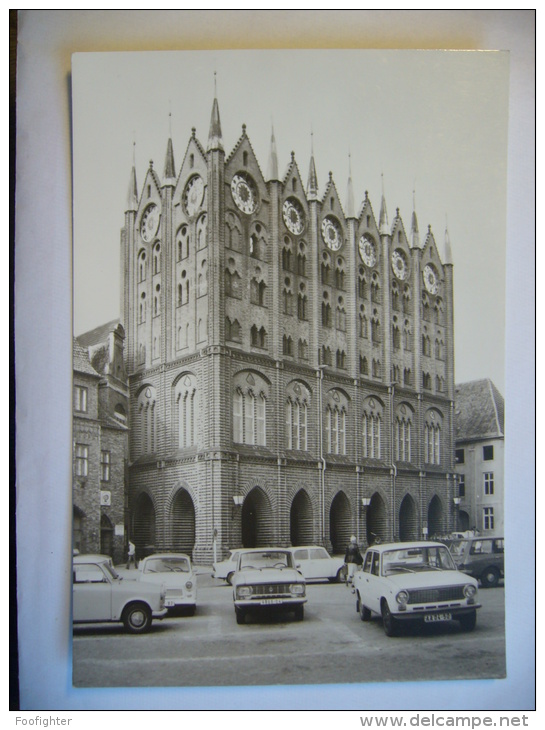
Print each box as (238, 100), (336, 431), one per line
(163, 132), (176, 181)
(444, 215), (453, 264)
(207, 72), (223, 152)
(307, 131), (318, 200)
(379, 173), (389, 235)
(346, 152), (355, 218)
(266, 125), (279, 181)
(126, 141), (138, 212)
(411, 188), (420, 248)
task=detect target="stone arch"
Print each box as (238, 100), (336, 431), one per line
(132, 491), (156, 559)
(329, 491), (352, 554)
(169, 487), (196, 556)
(366, 492), (388, 545)
(241, 486), (274, 548)
(398, 493), (418, 542)
(427, 494), (445, 538)
(290, 489), (314, 546)
(100, 513), (114, 558)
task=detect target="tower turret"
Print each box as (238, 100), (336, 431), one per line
(345, 153), (355, 218)
(266, 125), (279, 182)
(307, 132), (318, 201)
(379, 174), (389, 235)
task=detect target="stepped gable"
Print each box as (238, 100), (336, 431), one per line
(455, 379), (505, 442)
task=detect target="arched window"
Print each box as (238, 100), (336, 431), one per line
(175, 374), (197, 449)
(335, 259), (345, 289)
(371, 274), (380, 303)
(395, 409), (412, 462)
(225, 266), (241, 299)
(336, 350), (346, 369)
(298, 339), (308, 360)
(392, 283), (399, 311)
(362, 408), (382, 459)
(325, 404), (347, 455)
(153, 284), (160, 317)
(286, 386), (309, 451)
(196, 214), (207, 250)
(177, 226), (189, 260)
(371, 312), (381, 343)
(297, 242), (307, 277)
(358, 268), (367, 298)
(424, 412), (442, 465)
(322, 294), (332, 327)
(392, 322), (401, 349)
(153, 243), (161, 274)
(283, 335), (294, 356)
(198, 260), (208, 297)
(283, 277), (293, 316)
(138, 250), (147, 282)
(232, 373), (269, 446)
(297, 284), (307, 320)
(137, 386), (157, 455)
(139, 292), (146, 323)
(226, 317), (241, 342)
(360, 355), (369, 376)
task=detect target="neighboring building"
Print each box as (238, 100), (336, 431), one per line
(119, 93), (457, 563)
(454, 379), (505, 536)
(73, 322), (129, 564)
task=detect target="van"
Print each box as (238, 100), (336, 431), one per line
(445, 536), (504, 588)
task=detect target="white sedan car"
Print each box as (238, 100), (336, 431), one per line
(138, 553), (197, 615)
(212, 550), (242, 585)
(353, 542), (481, 637)
(288, 546), (347, 583)
(73, 554), (167, 633)
(232, 548), (307, 625)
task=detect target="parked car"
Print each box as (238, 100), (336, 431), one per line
(138, 553), (197, 614)
(73, 554), (167, 633)
(443, 536), (504, 588)
(232, 548), (307, 625)
(212, 549), (242, 585)
(352, 541), (481, 637)
(288, 546), (347, 583)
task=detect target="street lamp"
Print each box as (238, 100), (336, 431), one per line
(232, 495), (244, 519)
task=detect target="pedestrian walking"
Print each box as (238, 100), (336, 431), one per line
(344, 535), (363, 589)
(126, 540), (137, 569)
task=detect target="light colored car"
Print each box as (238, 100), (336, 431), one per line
(443, 536), (504, 588)
(288, 546), (347, 583)
(212, 549), (242, 584)
(353, 541), (481, 637)
(138, 553), (197, 614)
(73, 554), (167, 633)
(232, 548), (307, 625)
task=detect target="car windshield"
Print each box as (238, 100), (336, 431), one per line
(103, 562), (120, 580)
(446, 539), (469, 557)
(381, 546), (456, 575)
(239, 551), (293, 570)
(143, 557), (190, 573)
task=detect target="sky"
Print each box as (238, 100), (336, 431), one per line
(72, 49), (510, 393)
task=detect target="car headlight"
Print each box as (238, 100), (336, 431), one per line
(464, 584), (477, 603)
(396, 590), (409, 609)
(289, 583), (305, 596)
(185, 581), (193, 590)
(236, 585), (253, 599)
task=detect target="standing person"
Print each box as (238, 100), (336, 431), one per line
(126, 540), (136, 569)
(344, 535), (363, 589)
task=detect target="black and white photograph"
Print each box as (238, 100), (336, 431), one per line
(71, 46), (509, 686)
(14, 10), (535, 714)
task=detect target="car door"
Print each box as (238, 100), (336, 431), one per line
(73, 562), (113, 622)
(359, 550), (380, 612)
(292, 549), (309, 578)
(308, 547), (332, 579)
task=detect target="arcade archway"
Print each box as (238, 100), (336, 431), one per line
(170, 488), (196, 554)
(398, 494), (418, 542)
(133, 492), (156, 557)
(427, 495), (445, 538)
(290, 489), (314, 546)
(329, 491), (352, 554)
(366, 492), (388, 545)
(241, 487), (274, 548)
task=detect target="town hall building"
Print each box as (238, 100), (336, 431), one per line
(119, 93), (457, 563)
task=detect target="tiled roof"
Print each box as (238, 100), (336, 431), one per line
(455, 379), (504, 442)
(73, 338), (100, 377)
(76, 319), (120, 348)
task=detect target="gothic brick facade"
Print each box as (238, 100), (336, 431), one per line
(120, 95), (457, 563)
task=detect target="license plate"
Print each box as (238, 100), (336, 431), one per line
(165, 600), (177, 607)
(259, 599), (283, 605)
(424, 612), (452, 622)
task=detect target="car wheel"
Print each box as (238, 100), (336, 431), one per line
(122, 602), (152, 634)
(235, 608), (246, 625)
(458, 610), (477, 632)
(226, 572), (234, 585)
(480, 567), (500, 588)
(360, 598), (372, 622)
(294, 605), (304, 621)
(381, 600), (398, 637)
(336, 566), (348, 583)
